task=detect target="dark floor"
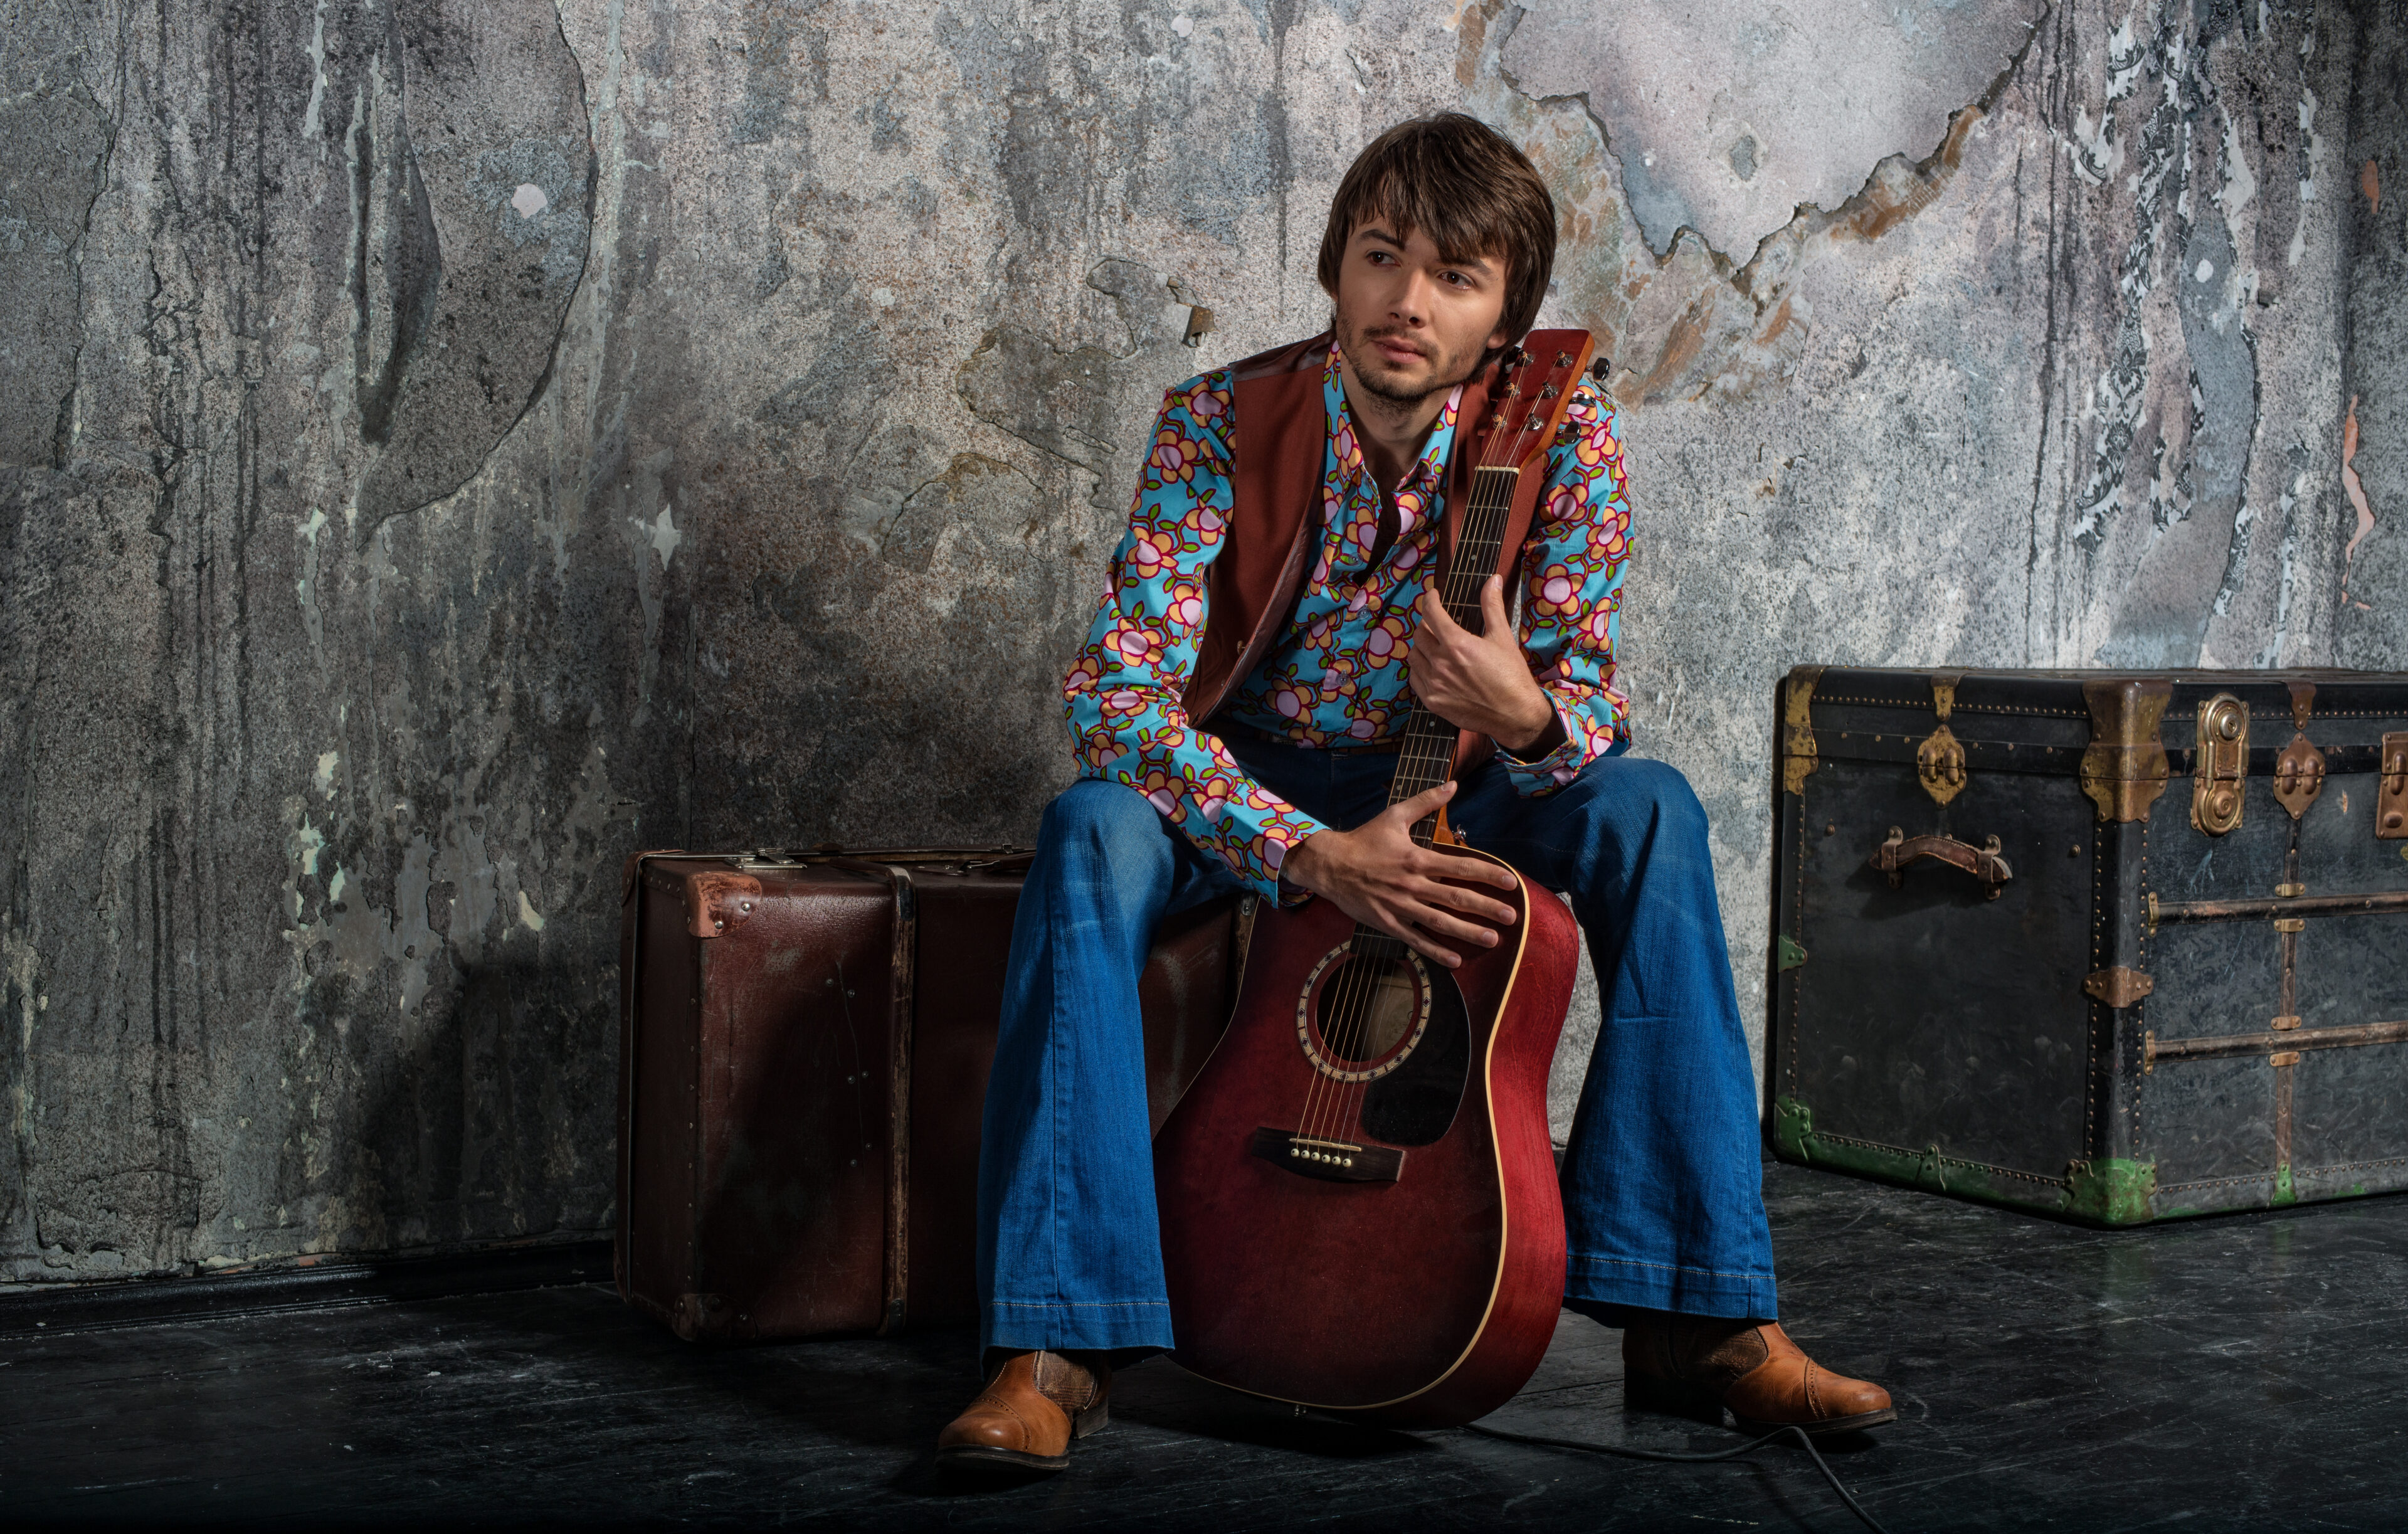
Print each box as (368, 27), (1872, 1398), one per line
(4, 1163), (2405, 1531)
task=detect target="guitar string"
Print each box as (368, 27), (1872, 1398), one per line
(1329, 362), (1552, 1146)
(1339, 481), (1513, 1141)
(1369, 351), (1570, 1130)
(1328, 394), (1514, 1144)
(1299, 911), (1373, 1144)
(1298, 376), (1514, 1148)
(1300, 346), (1579, 1149)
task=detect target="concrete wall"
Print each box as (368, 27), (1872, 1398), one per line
(0, 0), (2398, 1281)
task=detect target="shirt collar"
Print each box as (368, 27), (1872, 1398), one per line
(1321, 343), (1462, 495)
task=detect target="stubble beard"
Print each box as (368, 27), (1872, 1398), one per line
(1335, 312), (1481, 415)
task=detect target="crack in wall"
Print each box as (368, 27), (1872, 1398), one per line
(1472, 1), (2042, 406)
(48, 83), (117, 472)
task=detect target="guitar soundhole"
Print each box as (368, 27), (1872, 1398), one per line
(1290, 945), (1473, 1149)
(1296, 949), (1430, 1082)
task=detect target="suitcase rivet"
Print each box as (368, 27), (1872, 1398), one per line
(1824, 823), (1835, 836)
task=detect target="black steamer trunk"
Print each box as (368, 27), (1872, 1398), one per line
(1768, 668), (2408, 1225)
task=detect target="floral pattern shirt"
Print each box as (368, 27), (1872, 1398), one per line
(1064, 343), (1632, 900)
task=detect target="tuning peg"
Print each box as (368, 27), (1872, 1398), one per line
(1588, 356), (1612, 380)
(1501, 345), (1528, 368)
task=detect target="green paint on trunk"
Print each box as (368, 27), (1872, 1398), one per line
(1771, 1096), (1813, 1160)
(1768, 1097), (2074, 1220)
(1776, 935), (1809, 971)
(2273, 1163), (2297, 1205)
(2064, 1158), (2159, 1225)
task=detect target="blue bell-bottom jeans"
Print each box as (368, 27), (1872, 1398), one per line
(975, 735), (1777, 1354)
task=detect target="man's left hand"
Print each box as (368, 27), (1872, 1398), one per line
(1410, 576), (1558, 754)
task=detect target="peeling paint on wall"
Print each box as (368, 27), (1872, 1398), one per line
(2343, 394), (2378, 610)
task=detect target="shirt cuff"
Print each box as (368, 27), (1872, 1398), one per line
(1497, 695), (1597, 794)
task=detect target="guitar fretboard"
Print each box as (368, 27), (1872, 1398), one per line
(1351, 463), (1521, 964)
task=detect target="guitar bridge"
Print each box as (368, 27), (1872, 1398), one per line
(1248, 1127), (1403, 1183)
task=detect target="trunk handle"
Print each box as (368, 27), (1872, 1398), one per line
(1869, 827), (2014, 899)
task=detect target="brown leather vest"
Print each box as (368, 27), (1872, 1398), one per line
(1181, 333), (1554, 775)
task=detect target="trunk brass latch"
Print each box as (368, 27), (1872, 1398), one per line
(2273, 682), (2326, 821)
(2379, 732), (2408, 841)
(2191, 693), (2249, 836)
(1916, 670), (1968, 807)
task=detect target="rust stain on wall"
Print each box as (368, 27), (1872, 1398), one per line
(2343, 394), (2379, 611)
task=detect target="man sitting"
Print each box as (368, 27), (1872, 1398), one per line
(939, 112), (1891, 1474)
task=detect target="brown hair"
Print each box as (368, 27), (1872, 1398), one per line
(1316, 113), (1557, 342)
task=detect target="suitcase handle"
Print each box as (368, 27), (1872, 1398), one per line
(1869, 827), (2014, 899)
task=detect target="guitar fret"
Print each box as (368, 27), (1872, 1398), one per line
(1371, 448), (1529, 809)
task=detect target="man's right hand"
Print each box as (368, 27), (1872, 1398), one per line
(1278, 781), (1521, 968)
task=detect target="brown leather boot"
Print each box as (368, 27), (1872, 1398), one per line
(1623, 1316), (1894, 1435)
(934, 1350), (1112, 1474)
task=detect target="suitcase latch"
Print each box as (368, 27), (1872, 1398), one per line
(2379, 732), (2408, 841)
(2273, 734), (2327, 820)
(2271, 679), (2326, 820)
(1916, 670), (1968, 807)
(1916, 727), (1967, 805)
(2190, 694), (2249, 836)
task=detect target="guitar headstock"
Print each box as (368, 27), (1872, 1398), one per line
(1477, 329), (1603, 471)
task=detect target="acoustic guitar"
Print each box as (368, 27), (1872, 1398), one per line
(1153, 332), (1597, 1427)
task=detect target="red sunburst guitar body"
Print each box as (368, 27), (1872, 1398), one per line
(1153, 332), (1600, 1427)
(1154, 846), (1582, 1426)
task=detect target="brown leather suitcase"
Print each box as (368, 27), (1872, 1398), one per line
(615, 847), (1251, 1341)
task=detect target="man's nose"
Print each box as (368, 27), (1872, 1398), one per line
(1389, 271), (1434, 326)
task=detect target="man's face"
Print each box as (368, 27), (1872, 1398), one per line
(1331, 218), (1512, 407)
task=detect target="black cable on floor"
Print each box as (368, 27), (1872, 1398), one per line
(1460, 1420), (1893, 1534)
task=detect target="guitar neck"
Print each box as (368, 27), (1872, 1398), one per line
(1349, 463), (1519, 966)
(1390, 464), (1522, 839)
(1343, 332), (1593, 965)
